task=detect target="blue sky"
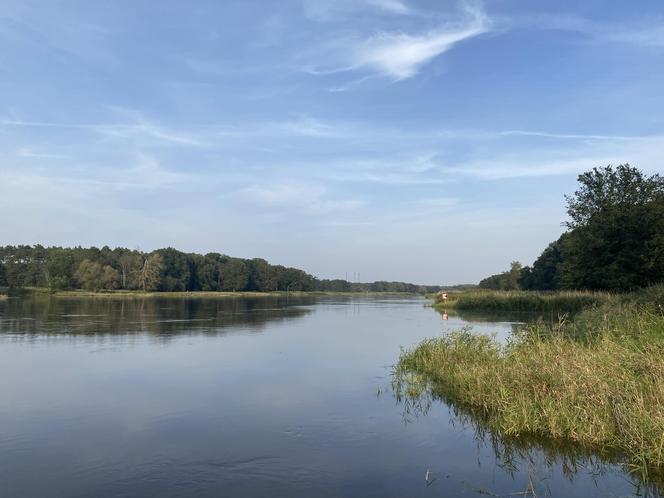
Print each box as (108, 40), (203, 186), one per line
(1, 0), (664, 284)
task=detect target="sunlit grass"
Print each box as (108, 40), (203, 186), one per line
(434, 289), (613, 313)
(396, 288), (664, 481)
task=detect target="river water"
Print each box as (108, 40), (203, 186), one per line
(0, 295), (653, 497)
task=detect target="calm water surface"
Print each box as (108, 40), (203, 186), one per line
(0, 296), (652, 497)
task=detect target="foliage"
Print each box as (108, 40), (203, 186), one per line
(479, 261), (523, 290)
(0, 245), (444, 294)
(487, 164), (664, 292)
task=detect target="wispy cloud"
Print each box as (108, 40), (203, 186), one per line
(303, 2), (490, 81)
(238, 181), (365, 217)
(1, 115), (214, 148)
(302, 0), (411, 20)
(364, 0), (410, 15)
(513, 13), (664, 49)
(352, 5), (489, 79)
(498, 130), (651, 141)
(450, 135), (664, 180)
(16, 147), (68, 159)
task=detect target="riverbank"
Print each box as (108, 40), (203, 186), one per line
(432, 289), (613, 313)
(4, 287), (420, 299)
(396, 284), (664, 480)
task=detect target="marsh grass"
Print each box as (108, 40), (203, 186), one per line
(395, 291), (664, 483)
(434, 289), (613, 313)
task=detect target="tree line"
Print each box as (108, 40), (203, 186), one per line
(0, 245), (443, 294)
(480, 164), (664, 292)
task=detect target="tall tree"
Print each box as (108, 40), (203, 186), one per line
(560, 164), (664, 290)
(75, 260), (104, 291)
(219, 258), (248, 292)
(139, 253), (163, 291)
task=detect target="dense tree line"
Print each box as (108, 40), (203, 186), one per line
(0, 245), (443, 294)
(480, 165), (664, 292)
(478, 261), (523, 291)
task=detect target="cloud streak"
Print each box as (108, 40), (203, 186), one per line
(351, 6), (489, 79)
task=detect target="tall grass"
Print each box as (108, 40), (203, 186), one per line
(395, 292), (664, 481)
(434, 289), (613, 313)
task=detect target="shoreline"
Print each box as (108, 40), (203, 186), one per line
(3, 288), (423, 299)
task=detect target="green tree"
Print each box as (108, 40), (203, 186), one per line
(219, 258), (248, 292)
(479, 261), (523, 290)
(560, 164), (664, 290)
(247, 258), (276, 291)
(117, 251), (142, 289)
(100, 265), (121, 290)
(75, 260), (104, 291)
(520, 237), (565, 290)
(139, 253), (163, 291)
(0, 259), (7, 287)
(156, 248), (190, 291)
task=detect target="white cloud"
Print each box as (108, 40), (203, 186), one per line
(304, 3), (490, 81)
(352, 10), (488, 79)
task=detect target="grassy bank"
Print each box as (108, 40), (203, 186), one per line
(396, 285), (664, 480)
(433, 289), (613, 313)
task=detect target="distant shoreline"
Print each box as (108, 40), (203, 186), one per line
(2, 288), (423, 299)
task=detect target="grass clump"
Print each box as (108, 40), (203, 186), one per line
(395, 296), (664, 481)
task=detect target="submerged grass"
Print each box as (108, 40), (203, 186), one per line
(396, 286), (664, 482)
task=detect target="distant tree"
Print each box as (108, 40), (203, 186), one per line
(100, 265), (121, 290)
(139, 253), (163, 291)
(479, 261), (523, 290)
(118, 252), (142, 289)
(0, 244), (440, 294)
(157, 248), (190, 291)
(247, 258), (275, 291)
(75, 260), (104, 291)
(44, 247), (76, 290)
(519, 237), (566, 290)
(0, 259), (6, 287)
(186, 253), (203, 291)
(219, 258), (248, 292)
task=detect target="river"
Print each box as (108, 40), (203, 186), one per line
(0, 295), (653, 497)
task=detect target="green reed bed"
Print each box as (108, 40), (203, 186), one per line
(434, 289), (613, 313)
(395, 294), (664, 480)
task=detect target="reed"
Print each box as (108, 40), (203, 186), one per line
(434, 289), (612, 313)
(396, 290), (664, 481)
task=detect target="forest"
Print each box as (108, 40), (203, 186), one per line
(0, 245), (442, 294)
(479, 164), (664, 292)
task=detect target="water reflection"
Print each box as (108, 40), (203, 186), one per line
(0, 295), (654, 497)
(390, 371), (663, 497)
(0, 295), (313, 338)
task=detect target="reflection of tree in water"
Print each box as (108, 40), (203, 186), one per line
(0, 296), (313, 339)
(390, 371), (663, 498)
